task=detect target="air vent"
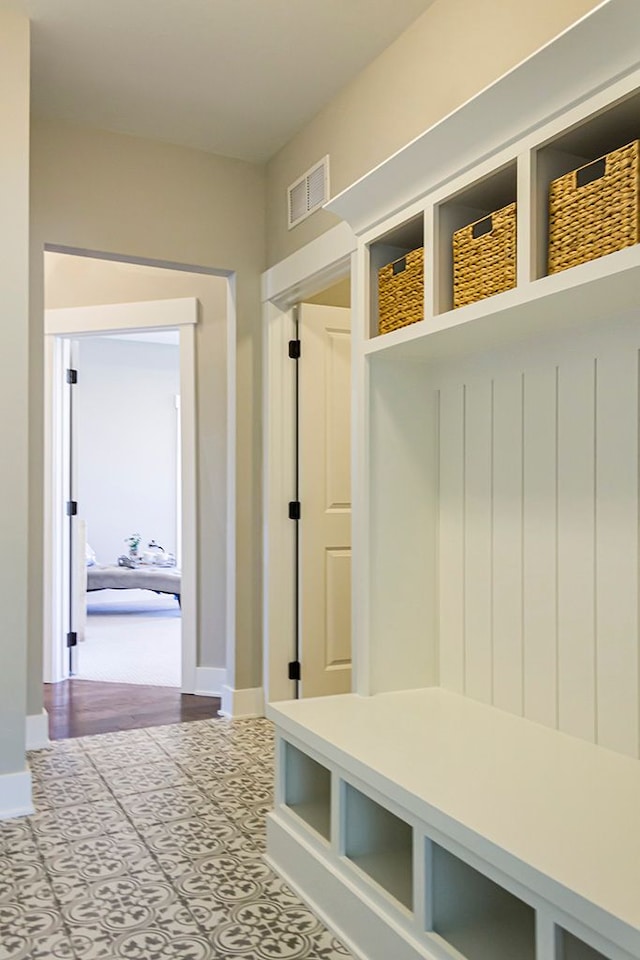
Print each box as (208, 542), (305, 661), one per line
(287, 156), (330, 229)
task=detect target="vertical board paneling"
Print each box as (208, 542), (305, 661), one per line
(438, 384), (465, 692)
(464, 380), (493, 703)
(595, 348), (639, 757)
(557, 357), (596, 742)
(522, 366), (558, 728)
(492, 373), (524, 715)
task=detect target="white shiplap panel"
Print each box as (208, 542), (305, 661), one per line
(464, 379), (493, 703)
(557, 357), (596, 743)
(595, 347), (639, 758)
(522, 365), (558, 729)
(438, 384), (465, 693)
(492, 372), (524, 716)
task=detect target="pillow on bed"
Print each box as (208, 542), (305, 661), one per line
(86, 543), (97, 566)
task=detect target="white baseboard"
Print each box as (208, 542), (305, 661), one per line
(194, 667), (226, 697)
(26, 710), (51, 751)
(219, 685), (264, 719)
(0, 769), (34, 821)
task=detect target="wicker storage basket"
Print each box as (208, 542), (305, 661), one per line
(452, 202), (517, 309)
(378, 247), (424, 335)
(548, 140), (640, 275)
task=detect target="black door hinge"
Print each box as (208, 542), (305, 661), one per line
(66, 632), (78, 648)
(288, 501), (301, 520)
(288, 660), (301, 681)
(66, 369), (78, 384)
(288, 340), (301, 359)
(66, 501), (78, 516)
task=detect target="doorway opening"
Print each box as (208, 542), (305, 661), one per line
(73, 329), (182, 687)
(44, 249), (233, 712)
(263, 244), (354, 705)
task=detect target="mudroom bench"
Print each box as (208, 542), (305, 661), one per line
(267, 689), (640, 960)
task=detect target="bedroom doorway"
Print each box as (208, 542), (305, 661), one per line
(73, 329), (183, 687)
(44, 271), (201, 693)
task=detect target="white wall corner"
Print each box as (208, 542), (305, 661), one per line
(0, 769), (34, 821)
(26, 710), (51, 751)
(220, 685), (265, 719)
(194, 667), (227, 698)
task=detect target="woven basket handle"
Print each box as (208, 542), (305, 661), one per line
(472, 215), (493, 240)
(576, 157), (606, 188)
(392, 257), (407, 275)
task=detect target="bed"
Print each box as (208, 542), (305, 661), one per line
(87, 564), (181, 602)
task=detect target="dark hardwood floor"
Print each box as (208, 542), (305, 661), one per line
(44, 680), (222, 740)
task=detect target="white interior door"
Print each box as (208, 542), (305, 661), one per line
(299, 303), (352, 697)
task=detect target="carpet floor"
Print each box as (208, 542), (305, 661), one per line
(3, 718), (353, 960)
(76, 590), (181, 688)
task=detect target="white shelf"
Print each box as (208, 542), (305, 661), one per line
(344, 781), (413, 910)
(562, 930), (609, 960)
(364, 243), (640, 362)
(268, 688), (640, 956)
(283, 741), (331, 841)
(347, 849), (413, 913)
(431, 841), (535, 960)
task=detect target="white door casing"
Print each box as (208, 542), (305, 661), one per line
(299, 304), (352, 697)
(261, 221), (357, 704)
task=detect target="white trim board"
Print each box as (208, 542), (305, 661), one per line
(220, 685), (264, 719)
(0, 770), (34, 822)
(194, 667), (226, 698)
(45, 297), (198, 336)
(43, 297), (199, 693)
(26, 710), (51, 751)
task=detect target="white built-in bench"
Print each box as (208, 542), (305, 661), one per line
(267, 689), (640, 960)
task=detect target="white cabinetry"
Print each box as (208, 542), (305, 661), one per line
(266, 3), (640, 960)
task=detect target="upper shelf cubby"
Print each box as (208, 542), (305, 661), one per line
(368, 214), (424, 340)
(434, 161), (518, 315)
(534, 87), (640, 280)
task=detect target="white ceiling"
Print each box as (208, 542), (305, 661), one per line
(11, 0), (435, 163)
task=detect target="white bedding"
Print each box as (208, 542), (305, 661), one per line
(87, 564), (181, 598)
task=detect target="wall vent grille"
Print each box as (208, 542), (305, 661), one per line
(287, 156), (330, 229)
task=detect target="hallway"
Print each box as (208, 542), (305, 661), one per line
(4, 718), (353, 959)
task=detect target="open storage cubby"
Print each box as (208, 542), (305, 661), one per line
(561, 930), (610, 960)
(368, 213), (424, 339)
(435, 160), (517, 315)
(535, 87), (640, 279)
(283, 741), (331, 841)
(430, 842), (535, 960)
(343, 782), (413, 910)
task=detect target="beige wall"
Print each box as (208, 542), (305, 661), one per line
(29, 118), (266, 713)
(44, 254), (228, 673)
(266, 0), (600, 265)
(0, 11), (30, 774)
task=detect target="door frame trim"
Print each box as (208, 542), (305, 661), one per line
(261, 223), (356, 704)
(43, 297), (199, 691)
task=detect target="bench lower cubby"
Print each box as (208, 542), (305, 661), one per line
(266, 690), (640, 960)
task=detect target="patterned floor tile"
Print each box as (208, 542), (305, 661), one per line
(28, 752), (97, 782)
(31, 798), (126, 844)
(105, 760), (193, 798)
(0, 928), (76, 960)
(31, 773), (108, 811)
(116, 783), (214, 828)
(1, 717), (353, 960)
(85, 741), (171, 773)
(42, 831), (157, 891)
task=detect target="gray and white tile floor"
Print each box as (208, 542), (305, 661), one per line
(1, 718), (353, 960)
